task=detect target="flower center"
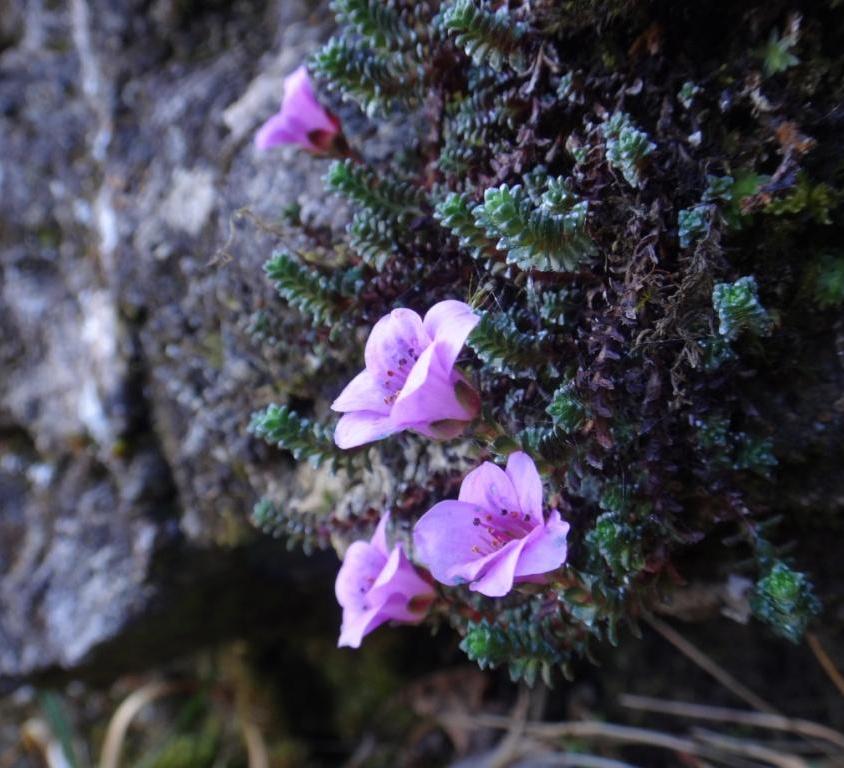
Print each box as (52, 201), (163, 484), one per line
(356, 574), (377, 610)
(379, 342), (423, 404)
(470, 507), (535, 555)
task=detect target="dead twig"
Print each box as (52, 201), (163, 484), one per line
(691, 728), (809, 768)
(340, 734), (377, 768)
(807, 632), (844, 699)
(241, 721), (269, 768)
(619, 694), (844, 751)
(440, 712), (723, 764)
(210, 207), (289, 267)
(99, 680), (187, 768)
(513, 740), (640, 768)
(21, 720), (74, 768)
(644, 615), (779, 715)
(487, 687), (532, 768)
(440, 712), (817, 768)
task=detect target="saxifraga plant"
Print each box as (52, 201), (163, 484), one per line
(247, 0), (844, 684)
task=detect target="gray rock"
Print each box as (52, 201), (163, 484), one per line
(0, 0), (347, 684)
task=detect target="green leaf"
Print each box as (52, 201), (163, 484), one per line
(39, 692), (79, 768)
(440, 0), (527, 71)
(712, 276), (773, 341)
(264, 251), (348, 326)
(751, 561), (820, 642)
(678, 204), (712, 248)
(763, 174), (838, 225)
(435, 192), (500, 260)
(586, 512), (647, 578)
(807, 252), (844, 309)
(546, 383), (586, 433)
(702, 174), (735, 203)
(312, 36), (413, 116)
(517, 424), (570, 463)
(601, 112), (655, 188)
(460, 612), (571, 688)
(331, 0), (413, 52)
(474, 182), (595, 272)
(677, 80), (701, 109)
(348, 212), (398, 270)
(249, 404), (344, 468)
(468, 311), (548, 377)
(252, 498), (331, 554)
(326, 158), (425, 220)
(759, 29), (799, 77)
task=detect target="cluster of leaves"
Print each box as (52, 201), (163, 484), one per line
(806, 252), (844, 309)
(264, 251), (357, 327)
(712, 277), (774, 341)
(439, 0), (527, 71)
(459, 576), (636, 687)
(750, 561), (821, 643)
(312, 0), (431, 117)
(249, 0), (844, 683)
(468, 312), (550, 377)
(461, 611), (576, 687)
(601, 112), (656, 188)
(249, 404), (344, 469)
(472, 178), (596, 272)
(252, 498), (332, 555)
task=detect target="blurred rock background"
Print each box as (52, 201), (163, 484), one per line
(0, 0), (342, 685)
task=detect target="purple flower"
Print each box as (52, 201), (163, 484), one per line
(331, 300), (481, 449)
(413, 452), (570, 598)
(255, 65), (341, 153)
(335, 513), (435, 648)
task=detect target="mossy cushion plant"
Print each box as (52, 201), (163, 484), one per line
(247, 0), (844, 684)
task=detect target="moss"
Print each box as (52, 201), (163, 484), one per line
(758, 27), (799, 77)
(807, 252), (844, 308)
(764, 177), (839, 224)
(198, 332), (224, 370)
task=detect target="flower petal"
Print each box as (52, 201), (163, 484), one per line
(281, 65), (339, 136)
(370, 512), (390, 557)
(378, 590), (430, 624)
(422, 300), (480, 370)
(254, 112), (301, 150)
(338, 603), (390, 648)
(435, 533), (519, 587)
(468, 539), (527, 597)
(390, 341), (477, 428)
(513, 510), (570, 578)
(364, 308), (430, 386)
(505, 451), (544, 523)
(457, 461), (521, 515)
(364, 307), (431, 368)
(369, 546), (433, 609)
(256, 65), (339, 152)
(413, 500), (493, 586)
(331, 369), (391, 415)
(335, 540), (387, 610)
(338, 590), (428, 648)
(334, 411), (400, 449)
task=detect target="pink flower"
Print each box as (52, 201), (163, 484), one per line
(331, 300), (481, 449)
(335, 513), (435, 648)
(255, 65), (341, 153)
(413, 452), (570, 598)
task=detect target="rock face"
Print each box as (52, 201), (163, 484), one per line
(0, 0), (341, 684)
